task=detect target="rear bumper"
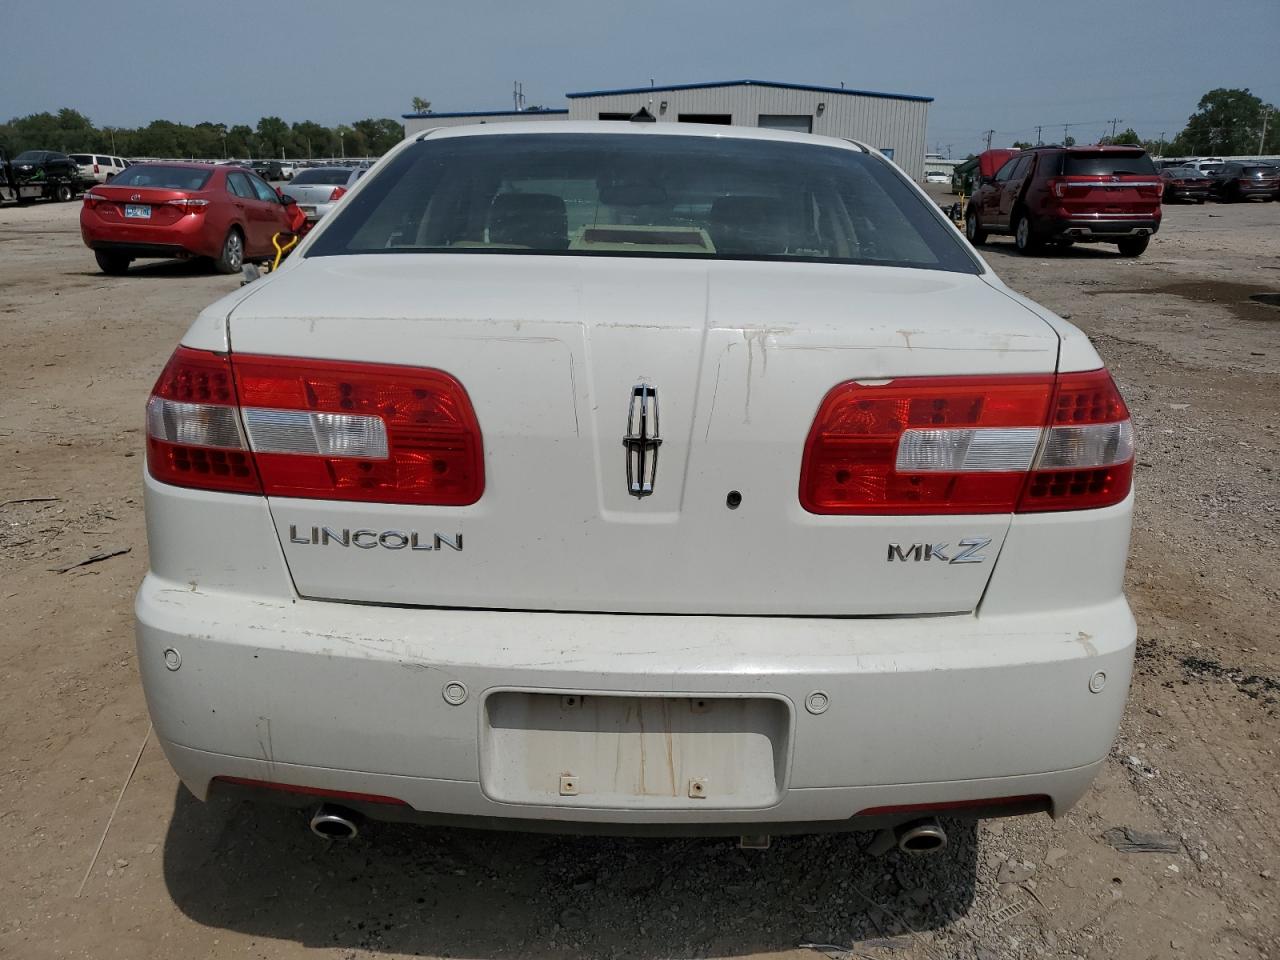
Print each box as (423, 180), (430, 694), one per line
(80, 209), (218, 259)
(1042, 216), (1160, 240)
(136, 576), (1135, 832)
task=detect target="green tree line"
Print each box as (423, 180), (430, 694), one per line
(1160, 88), (1278, 156)
(0, 108), (405, 159)
(1004, 90), (1278, 156)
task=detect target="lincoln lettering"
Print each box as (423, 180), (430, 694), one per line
(288, 525), (463, 552)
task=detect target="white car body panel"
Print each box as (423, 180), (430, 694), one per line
(136, 122), (1136, 831)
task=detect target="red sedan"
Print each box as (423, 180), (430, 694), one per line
(81, 162), (299, 275)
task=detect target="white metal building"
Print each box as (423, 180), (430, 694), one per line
(566, 80), (931, 181)
(403, 108), (568, 136)
(403, 80), (932, 180)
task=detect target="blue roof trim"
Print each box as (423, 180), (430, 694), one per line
(401, 108), (570, 119)
(565, 79), (932, 103)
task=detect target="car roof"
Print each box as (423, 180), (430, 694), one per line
(416, 120), (872, 154)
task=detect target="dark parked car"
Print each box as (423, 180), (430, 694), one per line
(251, 160), (286, 182)
(1209, 162), (1278, 202)
(965, 145), (1162, 257)
(10, 149), (79, 181)
(1159, 166), (1213, 203)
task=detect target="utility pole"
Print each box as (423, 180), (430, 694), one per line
(983, 129), (994, 151)
(945, 143), (953, 159)
(1158, 132), (1166, 157)
(1063, 123), (1070, 143)
(1106, 118), (1123, 140)
(512, 81), (525, 112)
(1260, 108), (1273, 155)
(1035, 125), (1042, 146)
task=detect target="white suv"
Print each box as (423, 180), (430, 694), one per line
(69, 153), (129, 182)
(136, 123), (1136, 847)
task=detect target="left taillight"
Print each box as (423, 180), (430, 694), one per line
(799, 369), (1133, 515)
(146, 348), (484, 505)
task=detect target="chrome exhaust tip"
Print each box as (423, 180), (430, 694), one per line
(309, 804), (360, 840)
(895, 817), (947, 855)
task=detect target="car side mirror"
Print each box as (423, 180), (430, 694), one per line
(280, 194), (297, 206)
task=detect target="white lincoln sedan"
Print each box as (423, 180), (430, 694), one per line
(136, 122), (1135, 850)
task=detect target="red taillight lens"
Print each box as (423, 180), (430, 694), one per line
(800, 376), (1053, 515)
(1047, 177), (1067, 198)
(212, 776), (407, 806)
(167, 197), (210, 214)
(146, 348), (260, 494)
(83, 191), (108, 209)
(234, 355), (483, 505)
(800, 370), (1133, 515)
(329, 186), (347, 202)
(145, 348), (484, 505)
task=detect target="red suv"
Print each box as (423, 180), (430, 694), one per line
(81, 162), (298, 275)
(965, 146), (1162, 257)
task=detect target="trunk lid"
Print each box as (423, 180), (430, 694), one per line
(226, 255), (1062, 616)
(89, 183), (207, 226)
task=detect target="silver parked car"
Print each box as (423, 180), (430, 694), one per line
(280, 166), (364, 221)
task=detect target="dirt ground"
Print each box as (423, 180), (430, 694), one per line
(1, 194), (1277, 960)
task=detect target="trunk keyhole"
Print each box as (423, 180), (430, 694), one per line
(726, 490), (742, 510)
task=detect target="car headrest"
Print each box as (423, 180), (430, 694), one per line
(488, 193), (568, 250)
(708, 196), (791, 255)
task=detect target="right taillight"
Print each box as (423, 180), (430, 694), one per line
(145, 347), (484, 505)
(329, 186), (347, 202)
(800, 369), (1133, 515)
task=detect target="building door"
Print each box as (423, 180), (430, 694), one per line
(757, 114), (812, 134)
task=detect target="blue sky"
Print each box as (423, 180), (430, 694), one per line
(5, 0), (1277, 155)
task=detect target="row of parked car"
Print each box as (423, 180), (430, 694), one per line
(7, 149), (366, 191)
(956, 144), (1277, 259)
(1158, 161), (1279, 203)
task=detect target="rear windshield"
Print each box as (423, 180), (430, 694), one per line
(308, 134), (979, 273)
(1242, 165), (1278, 176)
(1062, 152), (1156, 176)
(112, 165), (213, 190)
(292, 168), (353, 185)
(13, 151), (47, 163)
(69, 154), (92, 163)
